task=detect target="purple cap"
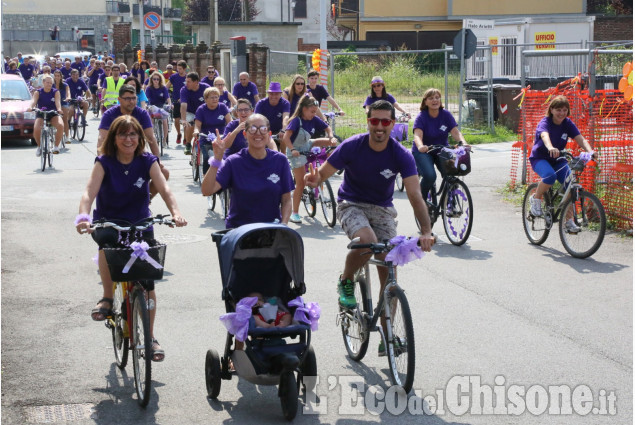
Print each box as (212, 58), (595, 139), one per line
(268, 82), (282, 93)
(371, 77), (384, 84)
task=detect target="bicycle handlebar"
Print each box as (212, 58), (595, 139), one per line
(347, 234), (437, 253)
(86, 215), (175, 232)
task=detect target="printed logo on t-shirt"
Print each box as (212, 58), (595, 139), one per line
(277, 112), (282, 118)
(267, 173), (280, 184)
(218, 115), (223, 120)
(134, 177), (145, 188)
(561, 133), (568, 140)
(440, 125), (447, 131)
(198, 96), (204, 102)
(247, 91), (251, 95)
(310, 127), (315, 135)
(380, 169), (395, 179)
(159, 93), (164, 97)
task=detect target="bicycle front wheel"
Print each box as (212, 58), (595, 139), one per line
(132, 288), (152, 407)
(40, 131), (47, 172)
(522, 183), (551, 245)
(191, 146), (200, 183)
(340, 270), (370, 361)
(302, 188), (316, 217)
(319, 179), (337, 227)
(77, 112), (86, 141)
(221, 189), (229, 219)
(385, 286), (415, 394)
(559, 191), (606, 258)
(111, 282), (129, 369)
(69, 113), (77, 141)
(441, 179), (473, 246)
(154, 120), (164, 156)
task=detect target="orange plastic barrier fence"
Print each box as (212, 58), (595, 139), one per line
(510, 78), (633, 230)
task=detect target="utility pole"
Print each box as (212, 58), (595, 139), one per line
(209, 0), (218, 43)
(140, 0), (145, 50)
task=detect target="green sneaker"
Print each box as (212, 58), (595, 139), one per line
(337, 276), (356, 309)
(184, 143), (192, 155)
(379, 338), (407, 357)
(378, 340), (387, 357)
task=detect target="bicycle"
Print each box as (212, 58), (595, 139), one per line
(33, 108), (57, 172)
(91, 92), (101, 118)
(338, 236), (431, 394)
(88, 215), (173, 407)
(522, 150), (606, 258)
(299, 147), (337, 227)
(68, 97), (87, 142)
(414, 145), (474, 246)
(392, 113), (411, 192)
(148, 105), (171, 157)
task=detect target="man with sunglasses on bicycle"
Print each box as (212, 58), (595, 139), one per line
(305, 100), (434, 313)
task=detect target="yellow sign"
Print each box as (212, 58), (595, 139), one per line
(489, 37), (498, 55)
(535, 32), (556, 50)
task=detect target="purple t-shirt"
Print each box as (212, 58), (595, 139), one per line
(285, 90), (308, 116)
(168, 73), (187, 101)
(88, 67), (103, 86)
(219, 91), (232, 108)
(145, 85), (170, 107)
(36, 88), (58, 110)
(285, 116), (328, 144)
(200, 74), (217, 86)
(254, 97), (290, 134)
(71, 62), (85, 74)
(222, 119), (247, 158)
(363, 93), (397, 107)
(307, 84), (329, 105)
(66, 77), (89, 98)
(61, 67), (73, 80)
(327, 133), (417, 208)
(195, 103), (230, 135)
(232, 81), (259, 106)
(411, 109), (458, 154)
(18, 63), (35, 80)
(180, 82), (210, 114)
(93, 152), (157, 223)
(216, 148), (294, 229)
(99, 106), (153, 130)
(530, 116), (581, 165)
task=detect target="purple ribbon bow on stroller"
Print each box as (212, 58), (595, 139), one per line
(288, 296), (321, 331)
(385, 235), (424, 266)
(219, 296), (258, 342)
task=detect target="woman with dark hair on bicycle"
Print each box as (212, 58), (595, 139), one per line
(145, 71), (172, 148)
(30, 74), (64, 156)
(201, 113), (293, 228)
(528, 95), (594, 232)
(282, 74), (308, 119)
(282, 95), (338, 224)
(75, 115), (187, 361)
(363, 76), (409, 117)
(53, 69), (72, 144)
(412, 88), (467, 203)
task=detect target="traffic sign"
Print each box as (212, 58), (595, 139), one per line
(144, 12), (161, 30)
(453, 28), (477, 59)
(102, 34), (108, 42)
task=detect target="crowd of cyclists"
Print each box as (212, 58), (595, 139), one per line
(7, 51), (585, 364)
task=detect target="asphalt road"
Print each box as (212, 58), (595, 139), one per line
(1, 117), (632, 425)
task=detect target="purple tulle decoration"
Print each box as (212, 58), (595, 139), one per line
(288, 296), (321, 331)
(219, 297), (258, 342)
(385, 235), (424, 266)
(579, 151), (593, 163)
(92, 251), (99, 265)
(311, 146), (321, 154)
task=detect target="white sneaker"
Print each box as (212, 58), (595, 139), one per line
(565, 219), (581, 234)
(529, 195), (543, 217)
(289, 213), (302, 223)
(35, 147), (42, 157)
(52, 146), (60, 154)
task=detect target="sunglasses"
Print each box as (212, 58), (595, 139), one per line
(208, 70), (214, 73)
(246, 126), (269, 135)
(295, 82), (305, 86)
(152, 78), (160, 81)
(367, 118), (394, 126)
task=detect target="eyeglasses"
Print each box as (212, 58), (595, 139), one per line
(208, 70), (214, 73)
(372, 84), (384, 88)
(120, 96), (137, 101)
(246, 126), (269, 135)
(295, 82), (305, 86)
(207, 96), (220, 100)
(117, 132), (139, 139)
(236, 108), (251, 113)
(152, 78), (160, 81)
(368, 118), (394, 126)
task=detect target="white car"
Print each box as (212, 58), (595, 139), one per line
(55, 51), (93, 62)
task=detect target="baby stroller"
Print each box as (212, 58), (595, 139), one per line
(206, 223), (317, 421)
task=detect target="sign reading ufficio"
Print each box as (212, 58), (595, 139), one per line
(535, 32), (556, 50)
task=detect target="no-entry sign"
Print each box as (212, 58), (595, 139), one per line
(102, 34), (108, 42)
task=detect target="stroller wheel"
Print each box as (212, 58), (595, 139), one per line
(279, 370), (298, 421)
(205, 349), (222, 399)
(300, 346), (317, 394)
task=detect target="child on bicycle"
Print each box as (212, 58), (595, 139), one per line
(528, 95), (594, 233)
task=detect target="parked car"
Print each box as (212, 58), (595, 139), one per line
(55, 51), (93, 62)
(1, 74), (36, 143)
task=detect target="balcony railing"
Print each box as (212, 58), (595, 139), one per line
(132, 4), (162, 16)
(164, 8), (182, 19)
(106, 1), (130, 15)
(332, 0), (358, 18)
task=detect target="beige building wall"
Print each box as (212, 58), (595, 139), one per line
(359, 21), (461, 39)
(451, 0), (584, 15)
(364, 0), (448, 17)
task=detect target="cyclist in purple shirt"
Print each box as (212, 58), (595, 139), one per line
(304, 100), (434, 320)
(528, 95), (594, 232)
(193, 87), (232, 175)
(18, 59), (35, 81)
(76, 115), (187, 361)
(71, 56), (86, 75)
(221, 98), (278, 159)
(363, 76), (410, 117)
(87, 61), (104, 113)
(145, 71), (172, 148)
(232, 72), (260, 107)
(200, 64), (219, 86)
(61, 61), (73, 79)
(29, 75), (64, 155)
(66, 69), (91, 128)
(412, 88), (467, 203)
(201, 114), (293, 228)
(165, 60), (188, 145)
(179, 72), (210, 155)
(254, 82), (290, 140)
(306, 69), (345, 118)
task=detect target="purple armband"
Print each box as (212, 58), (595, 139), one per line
(74, 213), (92, 225)
(208, 157), (223, 168)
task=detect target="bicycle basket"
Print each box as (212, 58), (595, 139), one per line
(103, 243), (167, 281)
(570, 157), (586, 172)
(441, 150), (471, 176)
